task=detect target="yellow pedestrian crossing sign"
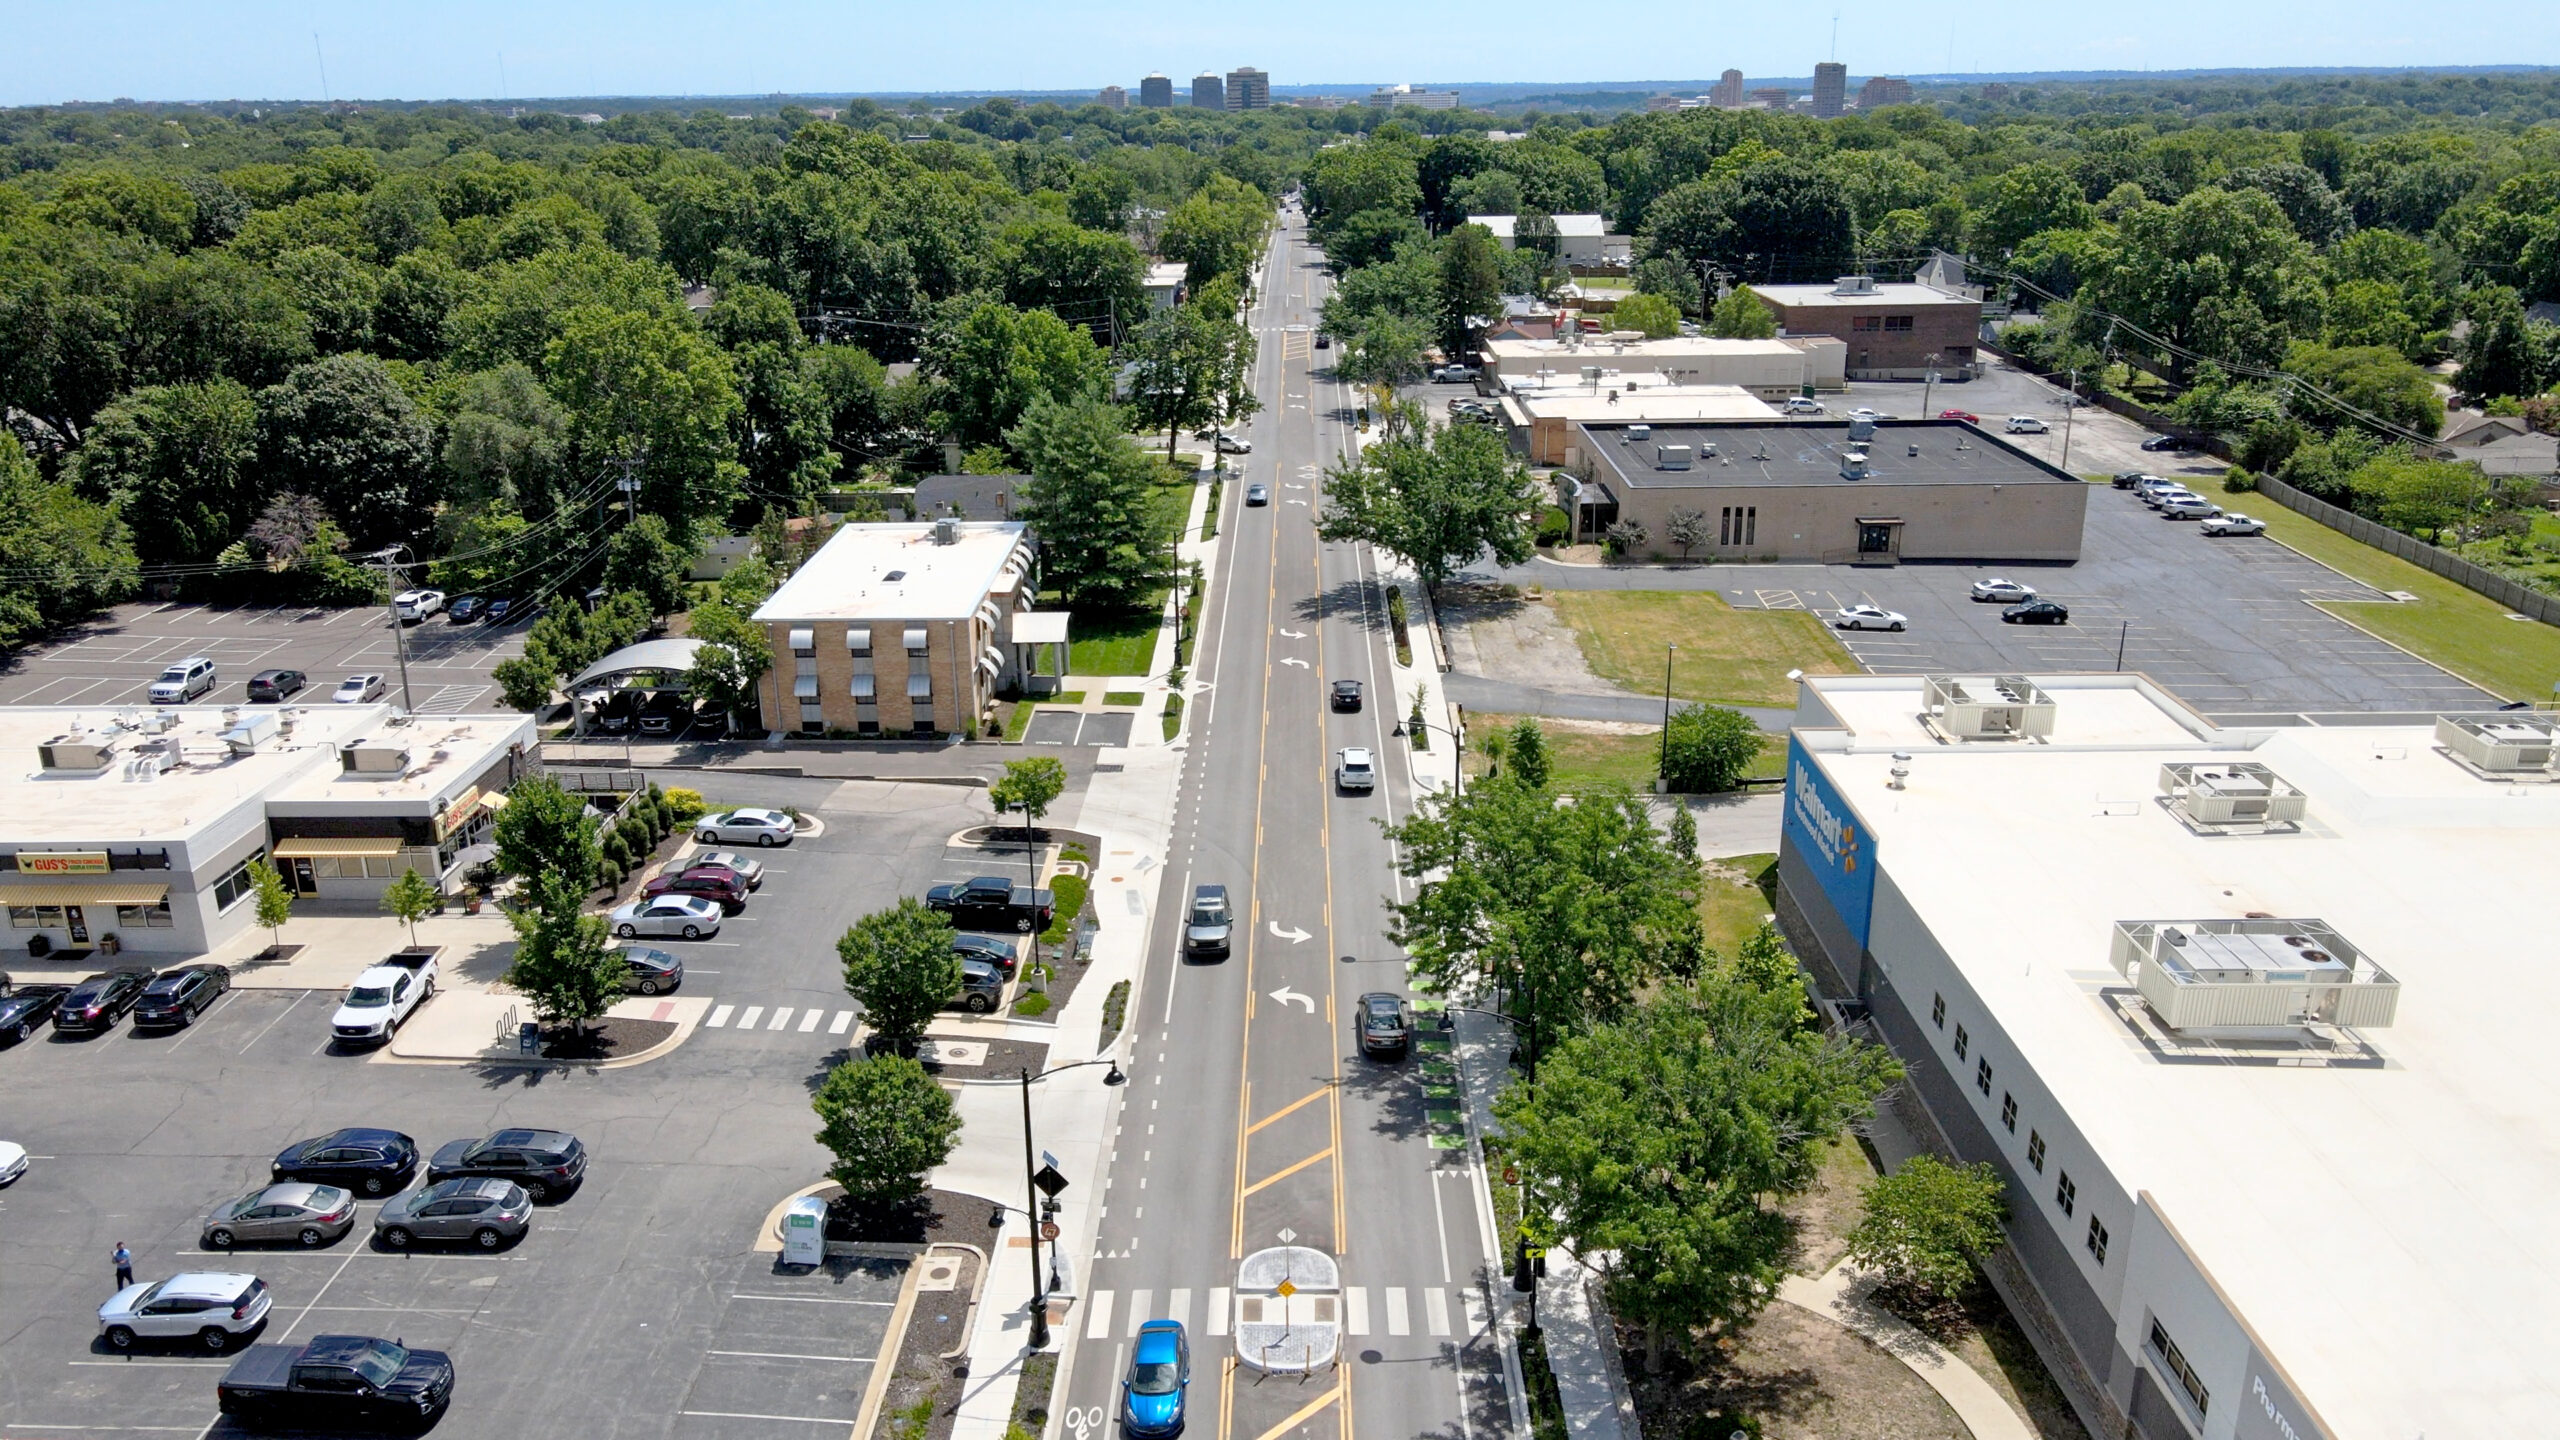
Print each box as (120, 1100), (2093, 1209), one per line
(1274, 1279), (1297, 1298)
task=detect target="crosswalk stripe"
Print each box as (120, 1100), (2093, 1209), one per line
(1424, 1287), (1450, 1337)
(768, 1007), (793, 1030)
(1460, 1291), (1486, 1338)
(1167, 1288), (1192, 1332)
(1085, 1289), (1115, 1340)
(1384, 1288), (1409, 1336)
(737, 1006), (763, 1029)
(1344, 1286), (1369, 1336)
(1125, 1289), (1152, 1337)
(829, 1010), (855, 1034)
(706, 1005), (734, 1028)
(797, 1009), (823, 1032)
(1207, 1287), (1231, 1336)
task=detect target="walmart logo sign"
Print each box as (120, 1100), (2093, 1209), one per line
(1782, 737), (1878, 947)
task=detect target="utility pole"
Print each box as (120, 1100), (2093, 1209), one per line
(1657, 643), (1678, 787)
(1922, 353), (1941, 421)
(2060, 363), (2077, 474)
(371, 547), (418, 717)
(613, 451), (645, 521)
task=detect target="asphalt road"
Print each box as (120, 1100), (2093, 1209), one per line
(1056, 212), (1514, 1440)
(0, 769), (1025, 1440)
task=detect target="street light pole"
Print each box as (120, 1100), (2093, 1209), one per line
(1657, 644), (1678, 786)
(1013, 1056), (1127, 1352)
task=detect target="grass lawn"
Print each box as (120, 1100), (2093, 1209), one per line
(1698, 851), (1778, 958)
(1001, 701), (1036, 741)
(1102, 690), (1145, 706)
(1552, 590), (1857, 707)
(1461, 715), (1784, 793)
(1065, 603), (1163, 676)
(2250, 503), (2560, 700)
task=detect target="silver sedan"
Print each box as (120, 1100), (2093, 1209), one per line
(202, 1183), (357, 1249)
(608, 895), (723, 940)
(694, 850), (766, 888)
(692, 808), (794, 847)
(374, 1178), (534, 1250)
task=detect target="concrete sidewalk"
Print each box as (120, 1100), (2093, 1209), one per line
(1778, 1263), (2036, 1440)
(383, 983), (711, 1066)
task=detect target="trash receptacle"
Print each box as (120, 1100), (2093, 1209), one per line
(781, 1197), (828, 1266)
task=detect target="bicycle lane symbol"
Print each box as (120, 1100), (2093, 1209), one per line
(1065, 1404), (1107, 1440)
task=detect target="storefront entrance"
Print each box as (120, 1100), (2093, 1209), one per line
(1855, 518), (1904, 564)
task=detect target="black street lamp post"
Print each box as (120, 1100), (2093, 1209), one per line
(1012, 1056), (1126, 1350)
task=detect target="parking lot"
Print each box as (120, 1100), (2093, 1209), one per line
(0, 766), (1065, 1440)
(0, 600), (533, 714)
(1834, 353), (2200, 480)
(1717, 481), (2494, 718)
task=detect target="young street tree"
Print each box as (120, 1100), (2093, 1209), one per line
(1661, 703), (1765, 794)
(493, 773), (603, 896)
(380, 867), (439, 947)
(250, 859), (294, 954)
(1665, 507), (1710, 559)
(1845, 1155), (2009, 1304)
(1009, 394), (1171, 609)
(837, 897), (962, 1051)
(1613, 291), (1684, 339)
(1493, 971), (1901, 1366)
(1708, 286), (1779, 339)
(988, 756), (1068, 879)
(813, 1053), (963, 1207)
(1317, 417), (1541, 595)
(503, 874), (626, 1038)
(1505, 718), (1552, 791)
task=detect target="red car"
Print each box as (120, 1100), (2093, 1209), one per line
(1938, 408), (1982, 423)
(641, 868), (748, 914)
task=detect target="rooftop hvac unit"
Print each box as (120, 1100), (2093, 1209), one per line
(340, 741), (412, 775)
(1623, 424), (1650, 445)
(1654, 444), (1693, 470)
(2158, 761), (2308, 831)
(219, 709), (279, 757)
(932, 517), (959, 545)
(1846, 417), (1877, 443)
(1920, 675), (2056, 740)
(1831, 274), (1878, 296)
(2110, 918), (2398, 1033)
(38, 731), (118, 772)
(1840, 450), (1869, 480)
(2435, 713), (2558, 775)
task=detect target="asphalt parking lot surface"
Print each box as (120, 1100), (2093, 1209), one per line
(0, 600), (533, 714)
(0, 766), (1054, 1440)
(1720, 484), (2494, 718)
(1835, 356), (2208, 480)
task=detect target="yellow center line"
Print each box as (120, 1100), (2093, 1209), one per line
(1251, 1383), (1345, 1440)
(1241, 1145), (1336, 1198)
(1219, 1355), (1238, 1440)
(1246, 1085), (1333, 1135)
(1231, 270), (1290, 1261)
(1317, 435), (1347, 1259)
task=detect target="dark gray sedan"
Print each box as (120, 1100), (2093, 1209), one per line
(373, 1178), (534, 1250)
(202, 1183), (357, 1250)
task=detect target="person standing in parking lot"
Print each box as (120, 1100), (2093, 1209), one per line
(113, 1243), (133, 1288)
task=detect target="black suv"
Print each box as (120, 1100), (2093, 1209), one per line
(246, 669), (308, 702)
(1357, 992), (1413, 1058)
(53, 968), (154, 1035)
(427, 1129), (588, 1201)
(273, 1128), (420, 1196)
(131, 964), (232, 1029)
(637, 690), (694, 735)
(953, 934), (1019, 978)
(1184, 884), (1233, 960)
(1330, 679), (1363, 712)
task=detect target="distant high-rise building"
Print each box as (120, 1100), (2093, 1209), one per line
(1859, 75), (1912, 109)
(1139, 73), (1173, 108)
(1097, 85), (1129, 109)
(1812, 62), (1847, 118)
(1748, 87), (1792, 110)
(1192, 73), (1225, 109)
(1646, 94), (1683, 113)
(1712, 69), (1745, 107)
(1225, 66), (1269, 110)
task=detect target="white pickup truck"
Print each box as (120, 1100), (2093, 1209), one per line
(330, 947), (439, 1046)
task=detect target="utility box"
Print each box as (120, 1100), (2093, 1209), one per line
(781, 1197), (828, 1266)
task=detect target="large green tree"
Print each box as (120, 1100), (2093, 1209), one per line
(504, 873), (626, 1037)
(812, 1053), (962, 1206)
(1845, 1156), (2009, 1304)
(0, 438), (137, 647)
(836, 897), (963, 1049)
(1644, 160), (1855, 284)
(1436, 224), (1504, 355)
(491, 773), (603, 895)
(2077, 188), (2323, 381)
(1317, 414), (1541, 594)
(68, 379), (259, 565)
(924, 300), (1109, 451)
(1009, 394), (1170, 610)
(543, 301), (743, 532)
(996, 217), (1146, 332)
(1122, 301), (1257, 462)
(256, 354), (437, 549)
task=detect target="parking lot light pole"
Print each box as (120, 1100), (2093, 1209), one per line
(1018, 1056), (1127, 1349)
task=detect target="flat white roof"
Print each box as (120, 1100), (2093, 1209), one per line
(1145, 262), (1188, 291)
(1486, 336), (1807, 363)
(1515, 385), (1778, 423)
(754, 522), (1032, 624)
(1749, 280), (1977, 309)
(1470, 213), (1608, 239)
(1799, 676), (2560, 1439)
(267, 712), (535, 810)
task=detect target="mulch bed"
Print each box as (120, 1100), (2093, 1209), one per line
(1018, 939), (1093, 1016)
(533, 1015), (676, 1061)
(876, 1242), (986, 1440)
(916, 1035), (1049, 1081)
(825, 1185), (995, 1248)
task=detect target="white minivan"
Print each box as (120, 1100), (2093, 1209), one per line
(2003, 415), (2050, 434)
(148, 657), (217, 704)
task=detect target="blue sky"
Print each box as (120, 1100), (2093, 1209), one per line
(12, 0), (2555, 106)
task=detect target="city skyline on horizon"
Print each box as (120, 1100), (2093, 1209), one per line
(10, 0), (2557, 108)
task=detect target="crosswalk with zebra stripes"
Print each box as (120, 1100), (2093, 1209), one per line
(699, 1003), (858, 1035)
(1080, 1285), (1476, 1341)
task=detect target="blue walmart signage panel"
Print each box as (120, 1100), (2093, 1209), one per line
(1782, 735), (1878, 948)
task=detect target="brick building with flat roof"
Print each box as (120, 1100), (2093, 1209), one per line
(1748, 275), (1985, 380)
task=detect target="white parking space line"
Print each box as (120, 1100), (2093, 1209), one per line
(238, 992), (311, 1053)
(677, 1411), (858, 1425)
(704, 1351), (874, 1364)
(706, 1004), (734, 1028)
(726, 1294), (895, 1306)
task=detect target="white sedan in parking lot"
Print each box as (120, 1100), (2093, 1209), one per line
(1832, 604), (1909, 632)
(332, 673), (387, 703)
(1969, 578), (2037, 603)
(693, 808), (795, 846)
(608, 895), (724, 940)
(2200, 512), (2267, 536)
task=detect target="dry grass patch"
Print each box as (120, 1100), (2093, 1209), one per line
(1553, 590), (1857, 707)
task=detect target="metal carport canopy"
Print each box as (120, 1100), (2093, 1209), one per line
(566, 638), (707, 693)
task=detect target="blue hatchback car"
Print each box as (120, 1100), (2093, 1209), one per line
(1121, 1319), (1190, 1437)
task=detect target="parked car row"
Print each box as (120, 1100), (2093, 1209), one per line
(1, 964), (232, 1043)
(2111, 472), (2266, 535)
(586, 686), (700, 735)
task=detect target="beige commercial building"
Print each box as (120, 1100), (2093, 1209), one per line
(1501, 384), (1779, 465)
(1482, 334), (1847, 399)
(1566, 419), (2086, 563)
(752, 520), (1044, 738)
(1469, 214), (1631, 266)
(1747, 275), (1985, 380)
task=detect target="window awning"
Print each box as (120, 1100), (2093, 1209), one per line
(903, 627), (930, 651)
(0, 881), (172, 906)
(850, 673), (876, 700)
(979, 644), (1007, 677)
(792, 674), (820, 699)
(271, 836), (406, 859)
(906, 673), (934, 698)
(787, 627), (814, 651)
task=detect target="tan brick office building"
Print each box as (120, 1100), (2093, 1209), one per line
(1747, 276), (1984, 380)
(752, 521), (1043, 738)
